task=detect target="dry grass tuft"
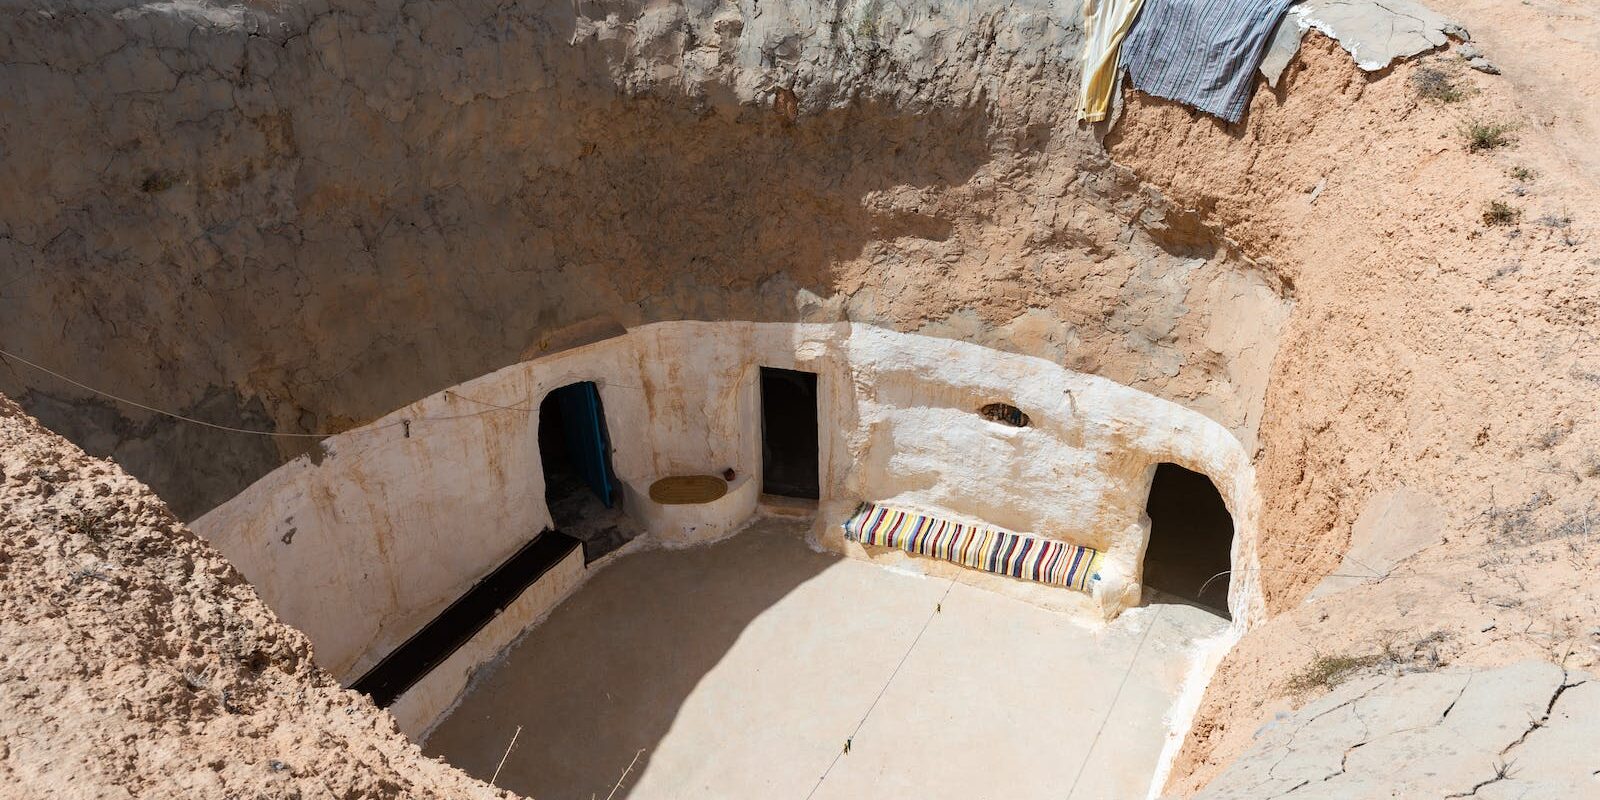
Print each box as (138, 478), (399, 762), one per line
(1284, 653), (1385, 694)
(1537, 211), (1572, 229)
(1413, 66), (1467, 103)
(1464, 120), (1517, 152)
(1483, 200), (1521, 227)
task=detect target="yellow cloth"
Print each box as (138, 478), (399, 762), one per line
(1078, 0), (1147, 122)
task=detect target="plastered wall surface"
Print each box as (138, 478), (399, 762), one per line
(832, 326), (1260, 618)
(386, 545), (586, 738)
(195, 321), (1259, 682)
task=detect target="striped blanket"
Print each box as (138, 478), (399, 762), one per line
(1118, 0), (1298, 123)
(842, 503), (1105, 592)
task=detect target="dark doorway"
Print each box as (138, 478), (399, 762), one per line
(759, 367), (820, 499)
(1143, 463), (1234, 618)
(539, 382), (634, 562)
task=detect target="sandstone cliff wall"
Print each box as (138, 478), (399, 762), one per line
(0, 0), (1288, 517)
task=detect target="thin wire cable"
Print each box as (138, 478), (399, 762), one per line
(489, 725), (522, 786)
(0, 346), (529, 438)
(1065, 604), (1166, 800)
(805, 577), (959, 800)
(1273, 541), (1388, 581)
(1194, 565), (1440, 599)
(442, 389), (533, 412)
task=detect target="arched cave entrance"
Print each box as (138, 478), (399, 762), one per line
(538, 382), (628, 561)
(1143, 463), (1234, 618)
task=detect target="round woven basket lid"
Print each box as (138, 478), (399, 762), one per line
(648, 475), (728, 505)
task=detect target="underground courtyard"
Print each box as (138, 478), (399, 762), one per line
(4, 0), (1599, 797)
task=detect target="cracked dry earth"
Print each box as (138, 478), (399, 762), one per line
(1133, 2), (1600, 791)
(2, 0), (1600, 797)
(1195, 662), (1597, 799)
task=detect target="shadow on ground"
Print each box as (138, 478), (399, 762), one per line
(422, 519), (836, 798)
(423, 517), (1229, 799)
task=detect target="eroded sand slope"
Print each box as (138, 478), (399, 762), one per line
(0, 395), (501, 798)
(0, 0), (1598, 796)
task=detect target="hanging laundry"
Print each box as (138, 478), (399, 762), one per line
(1118, 0), (1298, 123)
(1077, 0), (1148, 123)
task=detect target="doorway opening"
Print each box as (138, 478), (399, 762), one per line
(538, 382), (632, 562)
(1142, 463), (1234, 617)
(759, 367), (820, 499)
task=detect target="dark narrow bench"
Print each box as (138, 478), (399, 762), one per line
(351, 530), (583, 707)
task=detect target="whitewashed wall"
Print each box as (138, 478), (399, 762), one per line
(194, 321), (1259, 682)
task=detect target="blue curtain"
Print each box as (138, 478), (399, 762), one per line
(553, 382), (615, 508)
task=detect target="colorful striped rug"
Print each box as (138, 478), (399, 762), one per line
(842, 503), (1105, 592)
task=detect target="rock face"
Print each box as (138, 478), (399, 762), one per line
(1193, 661), (1598, 798)
(5, 0), (1600, 796)
(0, 394), (503, 798)
(0, 0), (1287, 517)
(1106, 14), (1600, 792)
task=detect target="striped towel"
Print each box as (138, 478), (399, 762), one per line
(1078, 0), (1148, 122)
(842, 503), (1105, 592)
(1118, 0), (1298, 123)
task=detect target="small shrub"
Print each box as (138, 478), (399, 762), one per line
(64, 509), (109, 540)
(1479, 491), (1599, 546)
(1483, 200), (1521, 227)
(855, 0), (882, 39)
(1386, 630), (1454, 673)
(1285, 653), (1383, 694)
(1488, 262), (1521, 282)
(1548, 504), (1596, 541)
(1412, 66), (1466, 103)
(1464, 120), (1517, 152)
(1538, 212), (1572, 228)
(1534, 423), (1570, 450)
(1508, 165), (1536, 182)
(1483, 490), (1551, 543)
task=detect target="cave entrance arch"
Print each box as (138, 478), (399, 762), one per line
(1142, 463), (1234, 618)
(759, 367), (820, 499)
(538, 382), (621, 560)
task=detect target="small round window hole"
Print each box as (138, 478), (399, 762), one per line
(978, 402), (1030, 428)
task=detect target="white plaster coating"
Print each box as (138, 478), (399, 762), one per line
(1270, 0), (1465, 74)
(621, 474), (760, 547)
(1259, 7), (1309, 88)
(195, 335), (640, 678)
(1148, 617), (1244, 799)
(195, 321), (1262, 683)
(385, 545), (585, 738)
(403, 534), (658, 739)
(1306, 485), (1442, 601)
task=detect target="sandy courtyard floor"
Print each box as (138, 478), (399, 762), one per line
(423, 517), (1227, 799)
